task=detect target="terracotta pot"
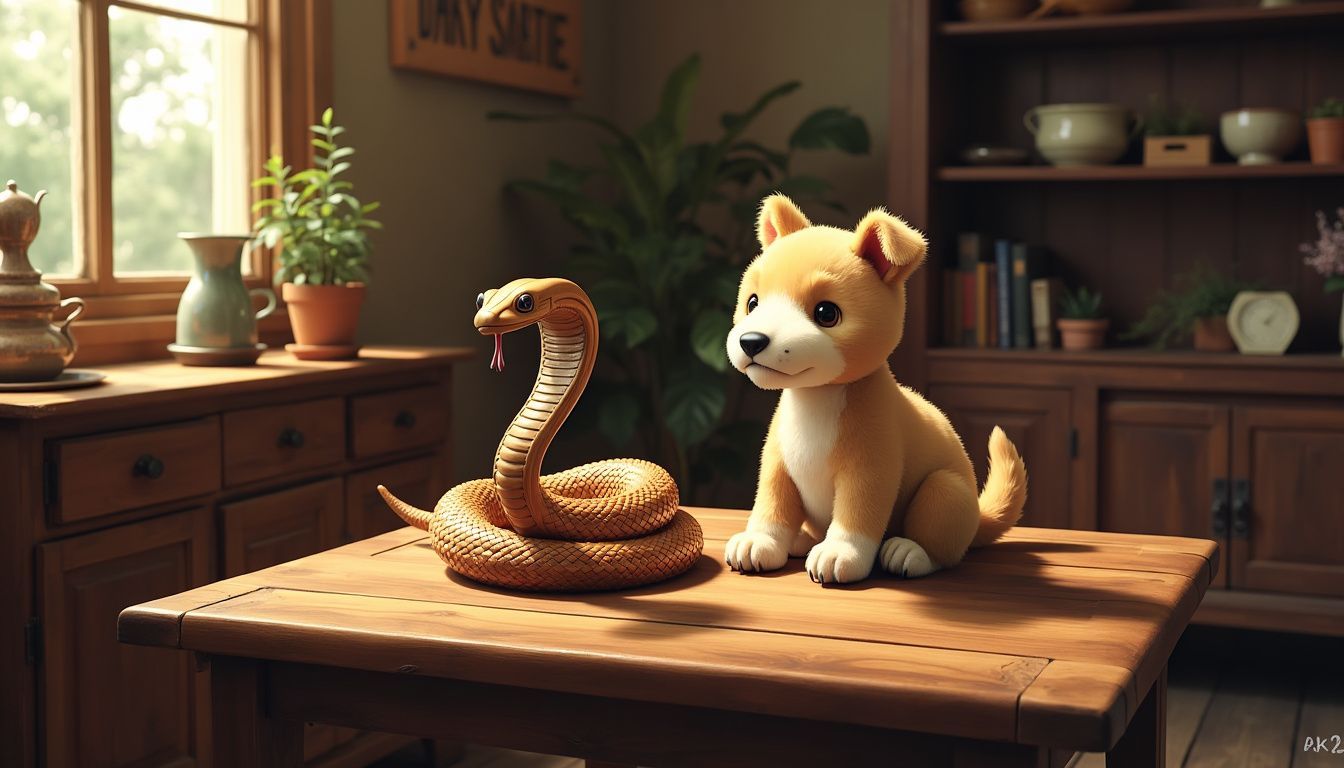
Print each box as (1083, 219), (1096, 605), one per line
(1057, 318), (1109, 351)
(1193, 315), (1236, 353)
(282, 282), (365, 349)
(1307, 117), (1344, 165)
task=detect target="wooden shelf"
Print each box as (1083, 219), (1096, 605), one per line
(939, 1), (1344, 43)
(926, 347), (1344, 371)
(937, 163), (1344, 182)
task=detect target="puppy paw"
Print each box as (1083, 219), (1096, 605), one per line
(805, 537), (876, 584)
(788, 528), (820, 557)
(879, 537), (939, 579)
(725, 530), (789, 573)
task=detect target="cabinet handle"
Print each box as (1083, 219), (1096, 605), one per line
(278, 427), (306, 449)
(394, 411), (416, 429)
(1210, 477), (1228, 537)
(1230, 479), (1250, 539)
(133, 454), (165, 480)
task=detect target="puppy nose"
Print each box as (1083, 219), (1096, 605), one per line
(739, 332), (770, 357)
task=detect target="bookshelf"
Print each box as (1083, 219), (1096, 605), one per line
(887, 0), (1344, 635)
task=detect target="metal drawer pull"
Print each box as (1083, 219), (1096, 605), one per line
(394, 411), (416, 429)
(1210, 477), (1228, 537)
(133, 454), (165, 479)
(278, 427), (306, 448)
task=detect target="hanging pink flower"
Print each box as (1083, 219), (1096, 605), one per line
(1301, 207), (1344, 293)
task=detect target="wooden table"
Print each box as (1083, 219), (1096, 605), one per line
(118, 508), (1216, 767)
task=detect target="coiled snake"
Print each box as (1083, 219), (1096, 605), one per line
(378, 277), (704, 591)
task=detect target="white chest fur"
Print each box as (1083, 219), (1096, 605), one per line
(776, 384), (846, 528)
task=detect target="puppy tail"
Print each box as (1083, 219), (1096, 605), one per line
(972, 427), (1028, 547)
(378, 485), (433, 531)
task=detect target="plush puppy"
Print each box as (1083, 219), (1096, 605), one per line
(723, 194), (1028, 584)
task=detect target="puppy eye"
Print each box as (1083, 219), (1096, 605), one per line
(746, 294), (758, 313)
(813, 301), (841, 327)
(475, 293), (485, 310)
(515, 293), (534, 313)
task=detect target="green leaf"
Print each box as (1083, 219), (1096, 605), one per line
(720, 81), (801, 139)
(599, 143), (662, 228)
(620, 306), (658, 348)
(731, 140), (789, 171)
(655, 54), (700, 144)
(597, 390), (641, 448)
(1326, 275), (1344, 293)
(321, 107), (333, 126)
(788, 107), (870, 153)
(662, 364), (726, 446)
(545, 159), (591, 191)
(690, 310), (732, 371)
(506, 179), (631, 241)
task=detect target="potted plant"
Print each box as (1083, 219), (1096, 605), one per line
(1123, 266), (1255, 351)
(252, 108), (381, 360)
(1056, 286), (1108, 350)
(489, 54), (869, 499)
(1301, 207), (1344, 354)
(1142, 97), (1210, 167)
(1307, 97), (1344, 165)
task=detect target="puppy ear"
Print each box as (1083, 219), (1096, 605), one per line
(851, 207), (927, 284)
(756, 194), (812, 249)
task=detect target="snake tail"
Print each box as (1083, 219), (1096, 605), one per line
(377, 485), (433, 531)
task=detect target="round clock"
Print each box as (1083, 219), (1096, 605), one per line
(1227, 291), (1299, 355)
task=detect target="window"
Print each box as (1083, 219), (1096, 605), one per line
(0, 0), (328, 357)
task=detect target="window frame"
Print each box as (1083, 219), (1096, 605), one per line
(47, 0), (331, 363)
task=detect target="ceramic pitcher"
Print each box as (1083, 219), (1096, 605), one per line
(175, 234), (276, 348)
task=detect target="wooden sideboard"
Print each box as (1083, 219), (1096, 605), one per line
(0, 347), (472, 767)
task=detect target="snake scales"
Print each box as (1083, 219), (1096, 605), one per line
(379, 277), (704, 591)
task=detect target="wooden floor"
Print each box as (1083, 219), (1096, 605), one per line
(372, 625), (1342, 768)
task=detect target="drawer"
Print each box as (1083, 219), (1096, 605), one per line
(49, 418), (221, 524)
(222, 398), (345, 486)
(350, 385), (447, 458)
(345, 456), (442, 541)
(220, 478), (343, 577)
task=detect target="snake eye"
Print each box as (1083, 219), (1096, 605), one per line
(515, 293), (534, 313)
(475, 293), (485, 310)
(813, 301), (841, 327)
(746, 294), (758, 314)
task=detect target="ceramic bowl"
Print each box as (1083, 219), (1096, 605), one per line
(1024, 103), (1139, 166)
(1220, 109), (1301, 165)
(959, 0), (1037, 21)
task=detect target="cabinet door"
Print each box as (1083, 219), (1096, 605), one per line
(1231, 405), (1344, 598)
(345, 456), (443, 542)
(220, 478), (343, 578)
(1099, 401), (1228, 587)
(927, 385), (1072, 530)
(40, 508), (212, 768)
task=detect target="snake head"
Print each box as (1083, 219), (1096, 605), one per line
(474, 277), (594, 335)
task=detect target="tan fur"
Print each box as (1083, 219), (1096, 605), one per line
(724, 195), (1029, 584)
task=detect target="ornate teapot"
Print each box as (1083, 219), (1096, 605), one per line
(0, 180), (84, 382)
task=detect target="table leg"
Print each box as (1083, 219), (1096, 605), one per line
(211, 656), (303, 767)
(1106, 666), (1167, 768)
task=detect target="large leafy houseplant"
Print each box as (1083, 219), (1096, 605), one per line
(491, 55), (869, 500)
(252, 108), (381, 358)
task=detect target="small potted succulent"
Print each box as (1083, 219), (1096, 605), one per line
(1142, 97), (1210, 167)
(252, 108), (380, 360)
(1056, 285), (1108, 351)
(1123, 266), (1254, 352)
(1307, 97), (1344, 165)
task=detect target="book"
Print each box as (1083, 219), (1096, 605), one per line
(994, 239), (1013, 349)
(956, 233), (986, 347)
(1031, 277), (1063, 349)
(1011, 243), (1048, 349)
(975, 260), (990, 347)
(987, 263), (999, 348)
(942, 268), (959, 346)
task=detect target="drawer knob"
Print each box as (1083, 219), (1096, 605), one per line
(394, 411), (417, 429)
(133, 454), (165, 480)
(278, 427), (306, 448)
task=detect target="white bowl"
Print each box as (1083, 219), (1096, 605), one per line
(1220, 109), (1302, 165)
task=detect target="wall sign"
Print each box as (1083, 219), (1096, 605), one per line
(389, 0), (582, 98)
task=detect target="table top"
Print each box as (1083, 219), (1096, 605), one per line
(0, 346), (475, 418)
(119, 508), (1216, 753)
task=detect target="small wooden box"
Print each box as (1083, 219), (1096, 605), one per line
(1143, 135), (1212, 167)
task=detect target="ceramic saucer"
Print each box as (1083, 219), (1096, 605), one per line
(167, 343), (267, 366)
(285, 343), (360, 361)
(0, 369), (107, 391)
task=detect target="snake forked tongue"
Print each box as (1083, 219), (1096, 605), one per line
(490, 332), (505, 372)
